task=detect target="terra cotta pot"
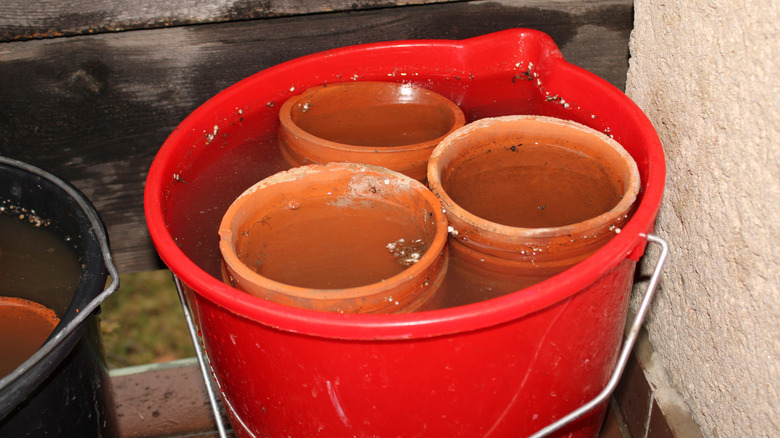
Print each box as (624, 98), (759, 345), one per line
(278, 81), (466, 181)
(0, 297), (59, 379)
(219, 162), (448, 313)
(427, 115), (641, 291)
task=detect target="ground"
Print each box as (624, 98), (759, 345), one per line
(101, 270), (195, 368)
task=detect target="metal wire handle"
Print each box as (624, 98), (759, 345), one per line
(177, 233), (668, 438)
(0, 156), (120, 397)
(174, 275), (230, 438)
(529, 233), (669, 438)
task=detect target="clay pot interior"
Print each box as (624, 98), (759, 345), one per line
(0, 296), (60, 378)
(427, 115), (641, 269)
(278, 81), (466, 181)
(218, 162), (448, 314)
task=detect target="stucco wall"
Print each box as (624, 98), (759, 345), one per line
(625, 1), (779, 436)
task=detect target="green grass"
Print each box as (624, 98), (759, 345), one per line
(100, 270), (195, 369)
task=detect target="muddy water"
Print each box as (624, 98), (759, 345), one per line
(0, 214), (81, 313)
(0, 213), (79, 377)
(442, 143), (623, 228)
(294, 103), (454, 147)
(421, 249), (546, 310)
(235, 197), (428, 289)
(168, 132), (291, 278)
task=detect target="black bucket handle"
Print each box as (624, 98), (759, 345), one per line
(0, 156), (120, 397)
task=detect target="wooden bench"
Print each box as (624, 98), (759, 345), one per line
(1, 1), (637, 436)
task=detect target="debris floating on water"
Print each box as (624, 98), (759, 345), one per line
(386, 238), (426, 267)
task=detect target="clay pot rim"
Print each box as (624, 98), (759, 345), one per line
(0, 296), (60, 328)
(279, 81), (466, 152)
(218, 162), (449, 301)
(427, 115), (641, 241)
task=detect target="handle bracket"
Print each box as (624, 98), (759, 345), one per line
(529, 233), (669, 438)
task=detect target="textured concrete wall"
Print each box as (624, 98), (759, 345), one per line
(626, 1), (779, 436)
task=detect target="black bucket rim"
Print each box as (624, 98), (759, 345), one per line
(0, 156), (119, 420)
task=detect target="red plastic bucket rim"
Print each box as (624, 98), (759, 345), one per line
(143, 28), (665, 340)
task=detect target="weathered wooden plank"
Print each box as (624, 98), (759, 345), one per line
(110, 359), (229, 437)
(0, 0), (632, 273)
(0, 0), (459, 42)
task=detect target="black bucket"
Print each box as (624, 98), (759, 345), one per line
(0, 156), (119, 436)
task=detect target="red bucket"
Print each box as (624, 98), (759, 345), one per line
(144, 29), (665, 437)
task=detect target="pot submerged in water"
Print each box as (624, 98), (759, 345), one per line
(427, 115), (641, 307)
(219, 162), (449, 313)
(278, 81), (466, 181)
(0, 298), (60, 380)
